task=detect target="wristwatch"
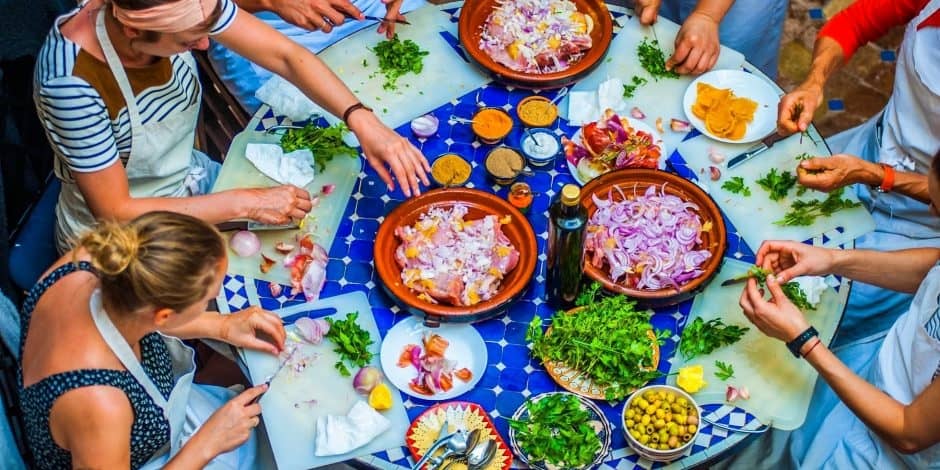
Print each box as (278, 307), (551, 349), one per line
(786, 326), (819, 358)
(873, 163), (895, 193)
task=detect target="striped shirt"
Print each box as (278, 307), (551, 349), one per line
(34, 0), (237, 178)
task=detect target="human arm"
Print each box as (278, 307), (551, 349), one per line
(158, 306), (286, 355)
(50, 387), (134, 469)
(739, 276), (940, 454)
(778, 0), (927, 134)
(755, 240), (940, 294)
(377, 0), (406, 38)
(796, 155), (930, 203)
(233, 0), (364, 33)
(216, 10), (430, 196)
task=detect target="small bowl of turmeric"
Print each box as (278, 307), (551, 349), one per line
(430, 153), (472, 187)
(472, 107), (514, 144)
(516, 96), (559, 128)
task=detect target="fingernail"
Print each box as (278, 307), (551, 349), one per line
(767, 274), (777, 284)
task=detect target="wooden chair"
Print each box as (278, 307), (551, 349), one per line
(192, 50), (250, 162)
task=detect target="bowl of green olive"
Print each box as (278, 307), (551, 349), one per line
(622, 385), (700, 462)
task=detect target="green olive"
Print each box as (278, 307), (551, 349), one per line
(659, 431), (669, 443)
(665, 392), (676, 404)
(687, 415), (699, 426)
(626, 419), (635, 428)
(641, 415), (651, 425)
(657, 391), (667, 401)
(664, 412), (673, 423)
(676, 414), (687, 425)
(668, 423), (679, 436)
(688, 424), (698, 434)
(678, 425), (687, 435)
(681, 433), (692, 442)
(654, 409), (665, 419)
(653, 419), (665, 430)
(650, 434), (660, 444)
(630, 430), (641, 440)
(645, 425), (655, 435)
(626, 409), (636, 419)
(677, 397), (688, 407)
(637, 398), (649, 409)
(639, 434), (650, 445)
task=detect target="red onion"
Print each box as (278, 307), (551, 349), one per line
(295, 317), (330, 345)
(230, 230), (261, 257)
(410, 114), (439, 138)
(353, 366), (383, 394)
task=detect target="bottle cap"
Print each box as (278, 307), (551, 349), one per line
(561, 184), (580, 206)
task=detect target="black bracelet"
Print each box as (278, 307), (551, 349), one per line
(341, 102), (372, 125)
(786, 326), (819, 358)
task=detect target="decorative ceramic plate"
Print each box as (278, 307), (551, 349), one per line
(508, 392), (612, 470)
(682, 69), (780, 144)
(380, 316), (487, 401)
(406, 401), (512, 470)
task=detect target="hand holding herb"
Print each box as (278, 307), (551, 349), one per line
(746, 265), (815, 310)
(280, 122), (357, 173)
(679, 317), (749, 360)
(721, 176), (751, 196)
(324, 312), (373, 376)
(756, 168), (798, 201)
(507, 394), (601, 468)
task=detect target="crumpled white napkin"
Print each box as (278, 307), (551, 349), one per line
(255, 75), (320, 122)
(566, 77), (629, 126)
(314, 400), (391, 457)
(792, 276), (830, 308)
(245, 143), (315, 188)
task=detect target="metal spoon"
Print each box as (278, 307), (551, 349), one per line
(428, 428), (481, 469)
(444, 439), (497, 470)
(548, 87), (569, 106)
(448, 115), (474, 125)
(523, 128), (544, 148)
(411, 420), (456, 470)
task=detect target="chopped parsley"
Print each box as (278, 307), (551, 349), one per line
(638, 37), (679, 80)
(756, 168), (798, 201)
(721, 176), (752, 196)
(622, 75), (649, 98)
(369, 34), (429, 91)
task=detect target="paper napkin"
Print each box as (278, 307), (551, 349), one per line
(244, 143), (315, 188)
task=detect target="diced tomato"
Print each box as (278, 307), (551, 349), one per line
(454, 368), (473, 382)
(409, 382), (433, 396)
(398, 344), (419, 368)
(423, 334), (450, 358)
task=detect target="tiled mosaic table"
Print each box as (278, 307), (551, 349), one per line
(218, 3), (850, 469)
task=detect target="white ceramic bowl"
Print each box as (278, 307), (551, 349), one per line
(621, 385), (700, 462)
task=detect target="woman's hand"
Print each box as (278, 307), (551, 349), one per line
(265, 0), (363, 33)
(739, 277), (810, 342)
(378, 0), (405, 38)
(755, 240), (835, 284)
(219, 306), (286, 355)
(777, 83), (824, 135)
(796, 154), (881, 192)
(242, 185), (312, 225)
(667, 12), (720, 75)
(194, 385), (267, 457)
(633, 0), (662, 25)
(348, 110), (430, 197)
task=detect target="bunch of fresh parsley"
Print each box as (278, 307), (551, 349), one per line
(756, 168), (798, 201)
(679, 317), (749, 360)
(324, 312), (373, 376)
(714, 360), (735, 381)
(527, 283), (669, 400)
(280, 122), (357, 173)
(776, 187), (861, 227)
(721, 176), (752, 196)
(638, 38), (679, 80)
(507, 394), (601, 468)
(370, 34), (429, 91)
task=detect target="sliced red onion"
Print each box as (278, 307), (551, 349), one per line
(295, 317), (330, 345)
(321, 184), (336, 195)
(230, 230), (261, 257)
(410, 114), (439, 139)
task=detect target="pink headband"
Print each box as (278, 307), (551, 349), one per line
(112, 0), (218, 34)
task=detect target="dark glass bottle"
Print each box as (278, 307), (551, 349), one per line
(546, 184), (588, 309)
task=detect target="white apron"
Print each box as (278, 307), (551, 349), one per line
(54, 8), (206, 251)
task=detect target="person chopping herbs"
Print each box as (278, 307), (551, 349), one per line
(713, 152), (940, 469)
(36, 0), (431, 253)
(19, 211), (287, 469)
(774, 0), (940, 349)
(631, 0), (788, 77)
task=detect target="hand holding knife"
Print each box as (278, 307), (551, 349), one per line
(249, 346), (300, 404)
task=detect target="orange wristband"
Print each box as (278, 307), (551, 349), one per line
(878, 163), (895, 193)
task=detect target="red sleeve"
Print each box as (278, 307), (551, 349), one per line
(818, 0), (929, 61)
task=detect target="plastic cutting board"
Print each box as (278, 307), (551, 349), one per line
(211, 129), (361, 285)
(676, 130), (875, 252)
(668, 258), (845, 430)
(242, 292), (410, 469)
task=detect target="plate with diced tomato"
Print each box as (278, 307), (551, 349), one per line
(380, 316), (487, 400)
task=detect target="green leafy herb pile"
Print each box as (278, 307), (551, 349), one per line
(638, 38), (679, 80)
(507, 394), (601, 468)
(622, 75), (649, 98)
(370, 34), (429, 91)
(280, 122), (357, 173)
(721, 176), (752, 196)
(747, 266), (815, 310)
(324, 312), (373, 376)
(526, 283), (669, 400)
(756, 168), (798, 201)
(714, 360), (735, 381)
(679, 317), (749, 360)
(776, 187), (861, 227)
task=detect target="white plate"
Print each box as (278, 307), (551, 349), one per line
(380, 316), (487, 401)
(682, 69), (780, 144)
(564, 118), (665, 186)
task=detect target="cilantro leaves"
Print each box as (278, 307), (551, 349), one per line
(714, 360), (735, 381)
(678, 317), (749, 360)
(324, 312), (373, 376)
(775, 187), (861, 227)
(638, 38), (679, 80)
(280, 122), (357, 173)
(507, 394), (601, 468)
(721, 176), (752, 196)
(369, 35), (429, 91)
(756, 168), (798, 201)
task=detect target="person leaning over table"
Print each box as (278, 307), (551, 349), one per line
(19, 211), (287, 469)
(35, 0), (431, 253)
(715, 151), (940, 469)
(774, 0), (940, 349)
(631, 0), (788, 78)
(208, 0), (427, 113)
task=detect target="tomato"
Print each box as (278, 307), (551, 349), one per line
(581, 122), (612, 156)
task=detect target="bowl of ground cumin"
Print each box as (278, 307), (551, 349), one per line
(484, 147), (526, 186)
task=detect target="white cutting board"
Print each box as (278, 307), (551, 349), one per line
(212, 129), (361, 285)
(676, 131), (875, 252)
(562, 14), (747, 154)
(243, 292), (410, 469)
(668, 258), (844, 430)
(309, 5), (490, 131)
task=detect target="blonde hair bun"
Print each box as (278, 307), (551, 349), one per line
(80, 222), (141, 276)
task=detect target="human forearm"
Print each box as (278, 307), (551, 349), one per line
(163, 431), (216, 469)
(802, 36), (844, 93)
(86, 190), (254, 225)
(690, 0), (734, 23)
(232, 0), (272, 13)
(848, 162), (930, 204)
(830, 248), (940, 293)
(159, 311), (225, 341)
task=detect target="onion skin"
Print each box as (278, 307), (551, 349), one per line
(353, 366), (384, 394)
(230, 230), (261, 257)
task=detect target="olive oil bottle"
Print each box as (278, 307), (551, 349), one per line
(546, 184), (588, 309)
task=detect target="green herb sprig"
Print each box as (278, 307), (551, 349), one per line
(506, 394), (601, 468)
(622, 75), (649, 98)
(527, 282), (668, 400)
(679, 317), (749, 360)
(756, 168), (798, 201)
(714, 360), (735, 381)
(280, 122), (357, 173)
(369, 35), (429, 91)
(721, 176), (752, 196)
(775, 187), (861, 227)
(324, 312), (373, 376)
(638, 38), (679, 80)
(747, 266), (815, 310)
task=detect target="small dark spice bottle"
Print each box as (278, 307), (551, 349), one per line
(546, 184), (588, 309)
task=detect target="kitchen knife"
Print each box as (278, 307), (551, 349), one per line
(216, 220), (300, 232)
(250, 346), (301, 404)
(362, 15), (411, 25)
(720, 275), (751, 287)
(727, 132), (790, 169)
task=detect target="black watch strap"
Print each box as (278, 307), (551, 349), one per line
(786, 326), (819, 358)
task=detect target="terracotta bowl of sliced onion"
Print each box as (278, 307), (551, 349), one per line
(580, 168), (727, 307)
(458, 0), (614, 89)
(374, 188), (538, 323)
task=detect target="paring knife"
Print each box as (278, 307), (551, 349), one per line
(720, 273), (756, 287)
(216, 220), (300, 232)
(362, 15), (411, 25)
(250, 346), (301, 404)
(726, 132), (790, 169)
